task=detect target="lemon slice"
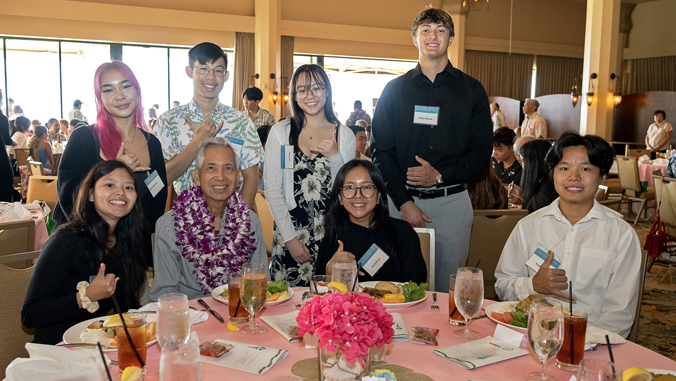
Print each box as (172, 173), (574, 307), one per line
(226, 322), (239, 332)
(328, 281), (348, 294)
(623, 367), (653, 381)
(102, 314), (132, 327)
(121, 366), (143, 381)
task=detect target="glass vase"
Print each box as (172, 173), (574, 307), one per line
(318, 347), (371, 381)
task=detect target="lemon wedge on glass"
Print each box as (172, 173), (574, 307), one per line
(623, 367), (653, 381)
(328, 281), (348, 294)
(102, 313), (132, 327)
(121, 366), (144, 381)
(226, 322), (239, 332)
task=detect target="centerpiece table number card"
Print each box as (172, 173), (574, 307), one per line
(199, 339), (289, 375)
(433, 336), (528, 370)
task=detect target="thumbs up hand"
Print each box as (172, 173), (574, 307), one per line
(316, 128), (339, 159)
(86, 263), (119, 303)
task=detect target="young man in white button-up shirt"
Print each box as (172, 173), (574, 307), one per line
(495, 131), (642, 338)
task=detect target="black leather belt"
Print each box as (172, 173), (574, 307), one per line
(408, 184), (467, 200)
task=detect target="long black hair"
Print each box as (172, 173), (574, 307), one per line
(521, 139), (555, 211)
(56, 160), (147, 308)
(287, 64), (340, 149)
(12, 116), (30, 135)
(323, 160), (398, 257)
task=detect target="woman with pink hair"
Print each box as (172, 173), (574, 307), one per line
(53, 61), (167, 266)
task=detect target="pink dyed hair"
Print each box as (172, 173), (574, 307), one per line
(93, 61), (149, 160)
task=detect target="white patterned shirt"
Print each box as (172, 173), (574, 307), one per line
(495, 199), (642, 337)
(521, 112), (547, 139)
(154, 99), (264, 193)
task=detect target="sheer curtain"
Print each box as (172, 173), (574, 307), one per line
(280, 36), (294, 119)
(232, 32), (255, 111)
(464, 50), (533, 100)
(627, 55), (676, 93)
(535, 55), (583, 96)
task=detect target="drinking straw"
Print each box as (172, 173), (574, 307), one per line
(451, 259), (483, 317)
(351, 264), (362, 293)
(569, 281), (574, 365)
(111, 294), (146, 367)
(97, 342), (113, 381)
(606, 334), (616, 379)
(234, 299), (242, 317)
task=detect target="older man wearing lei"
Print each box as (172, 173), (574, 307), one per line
(151, 137), (269, 300)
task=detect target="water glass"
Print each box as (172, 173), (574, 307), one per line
(448, 274), (465, 325)
(228, 271), (250, 323)
(526, 298), (564, 381)
(453, 267), (484, 339)
(159, 340), (202, 381)
(157, 293), (190, 348)
(116, 313), (147, 372)
(575, 359), (623, 381)
(240, 263), (268, 334)
(331, 259), (358, 292)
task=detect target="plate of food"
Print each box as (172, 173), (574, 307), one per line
(62, 313), (157, 353)
(485, 294), (549, 333)
(359, 281), (428, 308)
(211, 280), (294, 306)
(646, 369), (676, 380)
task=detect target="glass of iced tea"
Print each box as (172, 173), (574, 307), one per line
(228, 271), (250, 323)
(116, 313), (147, 372)
(556, 309), (588, 371)
(448, 274), (465, 325)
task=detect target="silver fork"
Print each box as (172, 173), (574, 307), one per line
(431, 293), (439, 309)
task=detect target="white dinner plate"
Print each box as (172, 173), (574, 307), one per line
(647, 369), (676, 377)
(211, 284), (294, 306)
(484, 301), (527, 333)
(358, 281), (428, 309)
(62, 315), (158, 353)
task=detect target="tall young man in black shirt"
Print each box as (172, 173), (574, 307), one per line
(371, 7), (493, 292)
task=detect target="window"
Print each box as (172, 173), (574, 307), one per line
(123, 45), (169, 122)
(61, 42), (111, 123)
(169, 48), (191, 109)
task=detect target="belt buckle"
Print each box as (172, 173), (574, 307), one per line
(418, 190), (424, 199)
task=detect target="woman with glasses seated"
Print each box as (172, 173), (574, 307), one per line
(315, 160), (427, 284)
(264, 64), (356, 287)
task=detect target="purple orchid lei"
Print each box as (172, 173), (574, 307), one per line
(172, 185), (256, 294)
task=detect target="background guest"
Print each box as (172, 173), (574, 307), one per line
(47, 118), (66, 144)
(510, 139), (558, 213)
(345, 100), (372, 127)
(59, 119), (70, 139)
(490, 102), (506, 130)
(9, 116), (30, 175)
(467, 165), (508, 210)
(243, 86), (276, 127)
(0, 93), (14, 201)
(68, 99), (88, 123)
(492, 127), (521, 186)
(28, 125), (53, 174)
(348, 124), (370, 161)
(521, 99), (547, 139)
(645, 110), (672, 159)
(513, 135), (535, 165)
(22, 160), (148, 344)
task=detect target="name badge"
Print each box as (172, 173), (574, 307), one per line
(413, 106), (439, 126)
(144, 170), (165, 198)
(281, 145), (294, 169)
(526, 248), (561, 272)
(89, 275), (97, 283)
(358, 244), (390, 277)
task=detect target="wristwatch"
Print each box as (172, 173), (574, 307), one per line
(435, 171), (443, 185)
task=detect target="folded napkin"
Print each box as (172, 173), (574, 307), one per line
(6, 343), (111, 381)
(638, 155), (651, 164)
(134, 302), (209, 325)
(585, 326), (625, 346)
(260, 310), (301, 341)
(390, 313), (410, 341)
(1, 202), (32, 221)
(654, 158), (669, 166)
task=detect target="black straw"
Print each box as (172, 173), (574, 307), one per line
(111, 294), (145, 367)
(569, 281), (574, 365)
(97, 342), (113, 381)
(351, 264), (362, 293)
(605, 335), (614, 362)
(234, 298), (241, 317)
(474, 258), (482, 268)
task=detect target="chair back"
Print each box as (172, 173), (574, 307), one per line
(627, 149), (648, 158)
(26, 175), (58, 212)
(0, 251), (40, 379)
(15, 148), (31, 168)
(594, 184), (609, 202)
(414, 228), (436, 290)
(254, 192), (274, 257)
(28, 161), (44, 176)
(628, 250), (648, 342)
(616, 155), (642, 194)
(653, 175), (676, 238)
(467, 209), (529, 300)
(0, 220), (35, 269)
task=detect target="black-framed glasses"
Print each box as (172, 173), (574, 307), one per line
(294, 86), (325, 100)
(194, 66), (226, 77)
(341, 185), (377, 199)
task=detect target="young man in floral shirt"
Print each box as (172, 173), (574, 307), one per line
(154, 42), (263, 206)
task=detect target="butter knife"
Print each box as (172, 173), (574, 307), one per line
(197, 298), (225, 323)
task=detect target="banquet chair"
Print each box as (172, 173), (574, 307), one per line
(0, 251), (40, 379)
(616, 155), (655, 227)
(28, 161), (44, 176)
(15, 148), (31, 168)
(628, 250), (648, 342)
(651, 175), (676, 271)
(467, 209), (529, 300)
(414, 227), (436, 290)
(254, 191), (274, 259)
(0, 219), (35, 269)
(26, 175), (58, 212)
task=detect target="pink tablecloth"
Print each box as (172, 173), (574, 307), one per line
(638, 163), (667, 187)
(105, 290), (676, 380)
(0, 206), (48, 251)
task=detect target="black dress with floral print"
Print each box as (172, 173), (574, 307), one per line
(270, 151), (332, 287)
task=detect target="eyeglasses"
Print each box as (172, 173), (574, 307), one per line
(341, 185), (377, 199)
(194, 66), (226, 77)
(295, 86), (325, 100)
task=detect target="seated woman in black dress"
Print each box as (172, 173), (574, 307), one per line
(509, 139), (558, 213)
(22, 160), (148, 344)
(316, 160), (427, 283)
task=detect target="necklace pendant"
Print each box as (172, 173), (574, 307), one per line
(309, 136), (312, 139)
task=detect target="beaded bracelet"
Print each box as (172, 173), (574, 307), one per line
(77, 281), (100, 313)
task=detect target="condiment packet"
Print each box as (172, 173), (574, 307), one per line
(199, 340), (235, 358)
(287, 325), (302, 340)
(410, 326), (439, 346)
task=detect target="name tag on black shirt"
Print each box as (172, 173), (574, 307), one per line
(413, 106), (439, 126)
